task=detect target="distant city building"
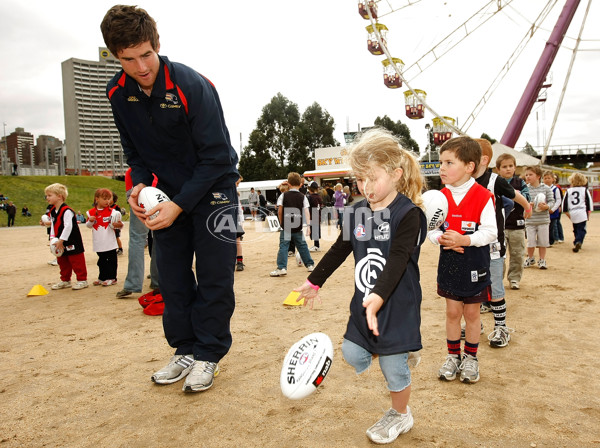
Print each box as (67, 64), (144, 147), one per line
(6, 127), (34, 166)
(62, 48), (125, 176)
(35, 135), (63, 166)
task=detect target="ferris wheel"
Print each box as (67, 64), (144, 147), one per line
(357, 0), (594, 159)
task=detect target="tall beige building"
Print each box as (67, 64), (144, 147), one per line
(62, 48), (125, 176)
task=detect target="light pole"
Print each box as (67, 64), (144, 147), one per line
(424, 123), (431, 162)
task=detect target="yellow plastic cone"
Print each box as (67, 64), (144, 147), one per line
(283, 290), (304, 306)
(27, 285), (49, 296)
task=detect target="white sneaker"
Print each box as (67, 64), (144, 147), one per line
(151, 354), (195, 384)
(270, 268), (287, 277)
(307, 265), (314, 272)
(523, 257), (535, 268)
(309, 246), (320, 252)
(47, 259), (58, 266)
(366, 407), (414, 444)
(51, 281), (71, 290)
(183, 361), (219, 393)
(295, 252), (303, 266)
(510, 280), (520, 290)
(72, 280), (89, 290)
(459, 354), (480, 383)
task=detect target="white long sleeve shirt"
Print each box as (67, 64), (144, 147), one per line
(428, 178), (498, 247)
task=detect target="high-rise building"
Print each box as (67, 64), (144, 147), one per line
(6, 127), (34, 166)
(35, 135), (63, 166)
(62, 48), (126, 176)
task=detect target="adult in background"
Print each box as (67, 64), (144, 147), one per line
(6, 201), (16, 227)
(115, 168), (159, 299)
(248, 187), (259, 221)
(101, 5), (239, 393)
(258, 189), (267, 220)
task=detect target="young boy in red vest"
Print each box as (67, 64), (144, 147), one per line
(43, 183), (88, 290)
(428, 137), (497, 383)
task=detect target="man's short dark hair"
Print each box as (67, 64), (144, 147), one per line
(100, 5), (160, 56)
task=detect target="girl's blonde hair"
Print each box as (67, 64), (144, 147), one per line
(45, 183), (68, 200)
(568, 172), (588, 187)
(349, 127), (424, 207)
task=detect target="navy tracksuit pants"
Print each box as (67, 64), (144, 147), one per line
(154, 186), (237, 363)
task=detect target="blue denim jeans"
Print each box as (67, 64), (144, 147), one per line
(341, 338), (411, 392)
(123, 212), (158, 292)
(276, 231), (314, 269)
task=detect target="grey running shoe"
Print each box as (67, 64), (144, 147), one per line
(523, 257), (535, 267)
(510, 281), (520, 290)
(269, 268), (287, 277)
(235, 261), (245, 271)
(460, 321), (484, 340)
(537, 258), (547, 269)
(459, 354), (480, 383)
(116, 289), (133, 298)
(72, 280), (89, 290)
(183, 361), (219, 393)
(51, 281), (71, 290)
(151, 354), (195, 385)
(488, 325), (514, 348)
(366, 407), (414, 444)
(438, 355), (461, 381)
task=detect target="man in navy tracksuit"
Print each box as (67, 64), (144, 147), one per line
(102, 5), (239, 393)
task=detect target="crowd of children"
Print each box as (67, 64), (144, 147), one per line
(33, 127), (594, 445)
(41, 183), (125, 291)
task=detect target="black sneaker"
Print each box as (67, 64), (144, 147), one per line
(236, 261), (245, 271)
(116, 248), (123, 256)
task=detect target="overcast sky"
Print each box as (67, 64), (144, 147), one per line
(1, 0), (598, 157)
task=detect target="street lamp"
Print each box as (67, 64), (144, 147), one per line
(424, 123), (431, 162)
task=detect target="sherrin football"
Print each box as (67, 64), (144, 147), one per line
(422, 189), (448, 231)
(41, 214), (51, 225)
(280, 332), (333, 400)
(533, 192), (547, 212)
(137, 187), (171, 220)
(49, 237), (64, 257)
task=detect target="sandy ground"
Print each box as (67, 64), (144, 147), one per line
(1, 214), (599, 448)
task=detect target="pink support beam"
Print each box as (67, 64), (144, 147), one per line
(500, 0), (581, 148)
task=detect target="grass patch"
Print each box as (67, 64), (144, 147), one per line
(0, 175), (127, 227)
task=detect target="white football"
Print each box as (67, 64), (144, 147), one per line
(422, 189), (448, 231)
(41, 214), (51, 225)
(137, 187), (171, 220)
(49, 237), (64, 257)
(280, 332), (333, 400)
(534, 192), (547, 212)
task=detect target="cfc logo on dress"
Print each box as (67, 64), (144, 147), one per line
(355, 248), (386, 301)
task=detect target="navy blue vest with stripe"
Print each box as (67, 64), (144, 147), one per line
(344, 194), (426, 355)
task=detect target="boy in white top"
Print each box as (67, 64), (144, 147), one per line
(562, 172), (593, 253)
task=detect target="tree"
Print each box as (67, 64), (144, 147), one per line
(237, 129), (281, 181)
(522, 142), (538, 157)
(374, 115), (420, 155)
(238, 94), (338, 180)
(290, 102), (339, 174)
(480, 133), (497, 144)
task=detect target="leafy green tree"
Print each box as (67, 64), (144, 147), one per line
(480, 133), (497, 144)
(290, 102), (339, 174)
(374, 115), (420, 155)
(238, 129), (281, 181)
(239, 94), (338, 180)
(522, 142), (538, 157)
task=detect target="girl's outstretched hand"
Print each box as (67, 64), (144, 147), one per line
(363, 293), (384, 336)
(294, 281), (322, 310)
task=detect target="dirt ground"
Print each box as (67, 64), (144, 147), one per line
(1, 214), (599, 448)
